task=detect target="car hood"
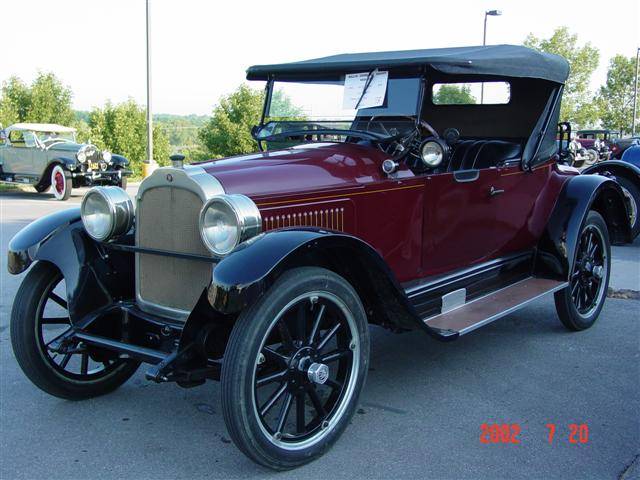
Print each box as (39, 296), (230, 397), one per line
(196, 143), (395, 198)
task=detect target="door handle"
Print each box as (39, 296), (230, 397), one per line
(489, 186), (505, 196)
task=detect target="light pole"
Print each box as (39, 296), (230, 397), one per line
(143, 0), (156, 177)
(481, 9), (502, 104)
(633, 47), (639, 136)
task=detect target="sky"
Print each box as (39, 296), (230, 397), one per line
(1, 0), (638, 116)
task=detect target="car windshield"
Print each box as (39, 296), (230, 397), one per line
(35, 131), (76, 144)
(256, 74), (422, 142)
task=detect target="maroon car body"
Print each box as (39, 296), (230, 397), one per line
(202, 143), (568, 281)
(7, 45), (633, 470)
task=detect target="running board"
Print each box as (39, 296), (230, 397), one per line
(424, 277), (567, 336)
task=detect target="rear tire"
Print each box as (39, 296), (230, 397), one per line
(554, 211), (611, 331)
(221, 267), (369, 470)
(616, 175), (640, 239)
(10, 262), (139, 400)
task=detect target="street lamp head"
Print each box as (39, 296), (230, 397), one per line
(486, 9), (502, 16)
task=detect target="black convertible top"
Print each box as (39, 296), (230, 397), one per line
(247, 44), (569, 84)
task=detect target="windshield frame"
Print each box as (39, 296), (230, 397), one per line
(254, 72), (425, 149)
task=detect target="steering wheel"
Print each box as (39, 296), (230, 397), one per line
(365, 115), (439, 139)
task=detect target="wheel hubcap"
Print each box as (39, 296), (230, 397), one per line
(307, 362), (329, 384)
(54, 171), (64, 194)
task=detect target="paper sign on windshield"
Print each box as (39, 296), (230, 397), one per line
(342, 71), (388, 110)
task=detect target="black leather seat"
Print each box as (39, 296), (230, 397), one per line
(447, 139), (522, 171)
(473, 140), (522, 169)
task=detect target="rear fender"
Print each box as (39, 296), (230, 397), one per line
(208, 229), (453, 340)
(582, 159), (640, 178)
(535, 175), (631, 280)
(582, 160), (640, 196)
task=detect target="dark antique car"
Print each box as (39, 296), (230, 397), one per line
(8, 45), (633, 469)
(558, 123), (640, 238)
(576, 128), (619, 163)
(0, 123), (130, 200)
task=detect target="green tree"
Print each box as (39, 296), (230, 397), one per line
(26, 73), (75, 125)
(86, 99), (170, 176)
(433, 84), (476, 104)
(524, 27), (599, 128)
(0, 73), (74, 126)
(198, 84), (264, 158)
(270, 89), (305, 117)
(0, 77), (30, 126)
(596, 54), (636, 134)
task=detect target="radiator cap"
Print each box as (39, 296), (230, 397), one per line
(170, 154), (185, 169)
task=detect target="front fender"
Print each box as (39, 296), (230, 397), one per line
(8, 209), (134, 322)
(208, 229), (356, 313)
(110, 154), (129, 168)
(207, 229), (453, 340)
(50, 156), (78, 170)
(8, 207), (81, 274)
(535, 174), (631, 280)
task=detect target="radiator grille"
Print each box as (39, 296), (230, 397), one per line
(137, 187), (211, 313)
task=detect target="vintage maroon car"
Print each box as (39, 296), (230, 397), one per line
(576, 129), (619, 162)
(7, 45), (632, 469)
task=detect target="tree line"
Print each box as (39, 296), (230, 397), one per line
(1, 27), (637, 177)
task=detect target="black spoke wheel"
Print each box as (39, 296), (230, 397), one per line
(10, 262), (140, 400)
(221, 267), (369, 470)
(555, 211), (611, 330)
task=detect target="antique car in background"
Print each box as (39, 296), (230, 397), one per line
(559, 123), (640, 238)
(8, 45), (633, 469)
(576, 128), (618, 163)
(0, 123), (130, 200)
(557, 122), (591, 167)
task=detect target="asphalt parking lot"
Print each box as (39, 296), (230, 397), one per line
(1, 187), (639, 480)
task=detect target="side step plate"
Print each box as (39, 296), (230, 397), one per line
(424, 278), (567, 335)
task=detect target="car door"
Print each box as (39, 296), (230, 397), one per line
(421, 154), (555, 276)
(421, 165), (509, 275)
(3, 130), (35, 174)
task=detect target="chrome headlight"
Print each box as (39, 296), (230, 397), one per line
(420, 138), (447, 167)
(102, 150), (112, 162)
(81, 186), (134, 241)
(76, 148), (87, 163)
(199, 194), (261, 256)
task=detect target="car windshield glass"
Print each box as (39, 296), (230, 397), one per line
(258, 75), (421, 141)
(35, 131), (76, 144)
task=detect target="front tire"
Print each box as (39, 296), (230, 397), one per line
(221, 267), (369, 470)
(10, 262), (140, 400)
(554, 211), (611, 331)
(51, 164), (72, 201)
